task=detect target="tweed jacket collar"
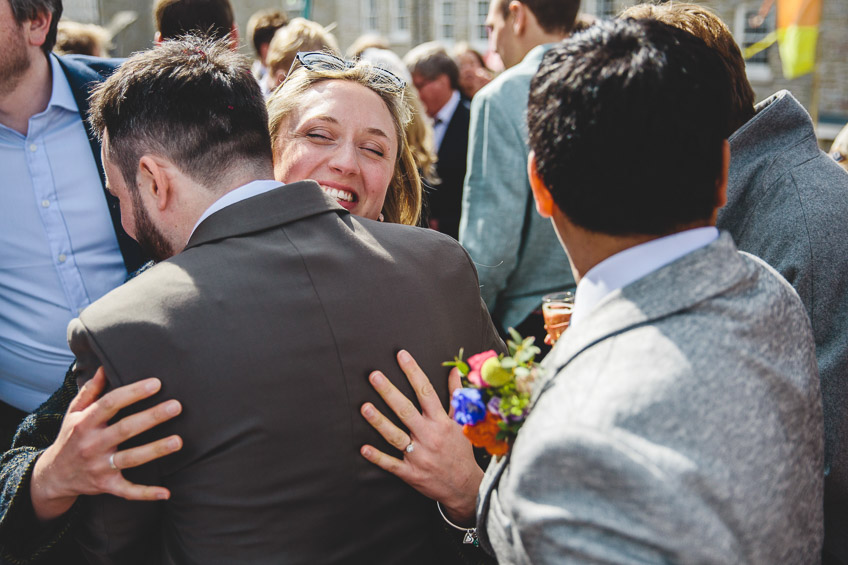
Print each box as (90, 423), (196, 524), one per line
(186, 180), (347, 250)
(476, 231), (749, 551)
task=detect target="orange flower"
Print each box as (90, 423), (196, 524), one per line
(463, 412), (510, 456)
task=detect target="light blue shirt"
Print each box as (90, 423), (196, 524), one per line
(0, 55), (126, 411)
(570, 227), (719, 329)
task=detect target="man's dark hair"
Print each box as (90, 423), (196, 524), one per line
(404, 42), (460, 91)
(89, 34), (272, 193)
(154, 0), (234, 40)
(247, 8), (288, 56)
(621, 2), (756, 137)
(10, 0), (62, 54)
(497, 0), (579, 35)
(528, 18), (732, 236)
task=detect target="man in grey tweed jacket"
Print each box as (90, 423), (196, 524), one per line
(621, 5), (848, 559)
(474, 20), (825, 563)
(360, 18), (825, 563)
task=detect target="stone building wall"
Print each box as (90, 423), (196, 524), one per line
(63, 0), (848, 138)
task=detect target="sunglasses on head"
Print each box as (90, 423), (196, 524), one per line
(286, 51), (407, 91)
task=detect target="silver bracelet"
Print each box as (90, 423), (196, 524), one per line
(437, 501), (478, 546)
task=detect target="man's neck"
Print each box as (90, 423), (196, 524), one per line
(0, 51), (52, 135)
(512, 30), (568, 68)
(554, 210), (712, 283)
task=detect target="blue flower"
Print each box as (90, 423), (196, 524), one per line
(451, 388), (487, 426)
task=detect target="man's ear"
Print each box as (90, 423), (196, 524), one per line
(25, 9), (52, 48)
(715, 139), (729, 209)
(228, 25), (240, 51)
(154, 31), (163, 45)
(528, 152), (555, 218)
(137, 155), (173, 212)
(509, 0), (526, 35)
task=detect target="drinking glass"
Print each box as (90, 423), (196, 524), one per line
(542, 291), (574, 344)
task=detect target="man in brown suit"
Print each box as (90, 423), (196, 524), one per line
(59, 36), (501, 564)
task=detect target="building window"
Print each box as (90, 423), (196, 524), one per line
(362, 0), (379, 32)
(470, 0), (489, 52)
(391, 0), (411, 40)
(583, 0), (617, 19)
(435, 0), (456, 42)
(597, 0), (617, 18)
(734, 3), (775, 82)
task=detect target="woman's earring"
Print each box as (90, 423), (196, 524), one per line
(378, 213), (385, 222)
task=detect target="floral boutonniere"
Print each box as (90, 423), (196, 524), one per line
(444, 329), (542, 456)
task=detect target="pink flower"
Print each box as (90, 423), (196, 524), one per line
(467, 350), (498, 387)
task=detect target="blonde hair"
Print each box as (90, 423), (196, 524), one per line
(267, 59), (422, 226)
(266, 18), (340, 78)
(55, 21), (112, 57)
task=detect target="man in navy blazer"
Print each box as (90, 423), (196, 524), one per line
(406, 42), (470, 240)
(0, 1), (160, 563)
(0, 0), (144, 440)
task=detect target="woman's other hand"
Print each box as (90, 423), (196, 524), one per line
(360, 350), (482, 525)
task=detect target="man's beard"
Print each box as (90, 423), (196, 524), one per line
(0, 28), (31, 97)
(132, 192), (175, 263)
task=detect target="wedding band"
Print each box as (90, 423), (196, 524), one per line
(109, 453), (119, 471)
(405, 441), (415, 454)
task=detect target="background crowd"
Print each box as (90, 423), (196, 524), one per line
(1, 0), (848, 563)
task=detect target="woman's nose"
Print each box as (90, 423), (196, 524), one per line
(328, 142), (359, 175)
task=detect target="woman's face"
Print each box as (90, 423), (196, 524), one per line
(273, 80), (398, 221)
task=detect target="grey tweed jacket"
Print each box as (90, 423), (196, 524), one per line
(477, 232), (824, 564)
(720, 90), (848, 563)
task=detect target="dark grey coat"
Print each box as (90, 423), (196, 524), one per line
(720, 89), (848, 563)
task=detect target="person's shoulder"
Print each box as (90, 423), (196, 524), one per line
(78, 260), (192, 331)
(475, 62), (532, 102)
(363, 219), (465, 247)
(358, 220), (474, 265)
(57, 54), (123, 81)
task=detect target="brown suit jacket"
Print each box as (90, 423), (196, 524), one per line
(68, 181), (502, 564)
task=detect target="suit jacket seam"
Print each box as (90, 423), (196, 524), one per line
(276, 224), (358, 476)
(788, 169), (816, 333)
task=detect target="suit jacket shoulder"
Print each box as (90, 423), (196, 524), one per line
(69, 183), (503, 564)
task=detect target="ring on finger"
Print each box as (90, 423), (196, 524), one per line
(405, 440), (415, 454)
(109, 453), (119, 471)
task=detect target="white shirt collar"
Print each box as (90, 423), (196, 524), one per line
(433, 90), (461, 151)
(570, 227), (719, 329)
(190, 180), (283, 238)
(435, 90), (461, 125)
(48, 55), (80, 113)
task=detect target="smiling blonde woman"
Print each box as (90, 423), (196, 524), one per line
(267, 52), (422, 226)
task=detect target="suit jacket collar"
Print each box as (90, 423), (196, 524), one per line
(476, 231), (747, 549)
(186, 180), (347, 250)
